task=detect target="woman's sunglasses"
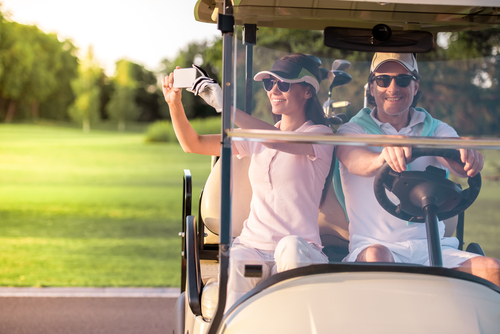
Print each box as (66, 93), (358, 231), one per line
(262, 78), (292, 93)
(372, 74), (417, 88)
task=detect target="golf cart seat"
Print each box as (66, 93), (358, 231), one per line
(199, 155), (350, 260)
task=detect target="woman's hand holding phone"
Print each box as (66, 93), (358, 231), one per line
(187, 65), (222, 113)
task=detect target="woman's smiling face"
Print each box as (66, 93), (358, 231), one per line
(266, 77), (310, 118)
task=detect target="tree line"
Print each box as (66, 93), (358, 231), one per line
(0, 9), (164, 131)
(160, 26), (500, 137)
(2, 6), (499, 137)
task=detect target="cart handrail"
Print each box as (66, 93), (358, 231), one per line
(228, 129), (500, 150)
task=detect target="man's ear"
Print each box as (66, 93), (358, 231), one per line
(414, 80), (420, 96)
(369, 82), (376, 97)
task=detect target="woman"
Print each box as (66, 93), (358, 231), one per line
(162, 54), (334, 310)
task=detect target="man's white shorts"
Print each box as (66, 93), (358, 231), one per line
(344, 235), (481, 268)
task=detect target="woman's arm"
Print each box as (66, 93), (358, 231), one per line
(232, 107), (317, 156)
(233, 107), (277, 131)
(175, 73), (317, 156)
(162, 71), (222, 156)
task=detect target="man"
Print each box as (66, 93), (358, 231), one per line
(335, 52), (500, 286)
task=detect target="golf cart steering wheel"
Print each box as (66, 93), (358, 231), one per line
(374, 148), (481, 223)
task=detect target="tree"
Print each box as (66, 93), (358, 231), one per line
(68, 47), (102, 132)
(129, 62), (162, 122)
(0, 21), (35, 122)
(106, 60), (140, 131)
(418, 28), (500, 136)
(106, 60), (162, 130)
(22, 28), (64, 119)
(38, 38), (79, 121)
(0, 17), (78, 122)
(106, 85), (137, 131)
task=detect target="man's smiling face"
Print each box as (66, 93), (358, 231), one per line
(370, 61), (419, 123)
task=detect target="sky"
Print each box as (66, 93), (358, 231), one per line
(1, 0), (220, 75)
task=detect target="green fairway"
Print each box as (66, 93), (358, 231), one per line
(1, 123), (500, 287)
(451, 149), (500, 260)
(0, 123), (211, 287)
(463, 186), (500, 260)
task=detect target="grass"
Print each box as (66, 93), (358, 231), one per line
(144, 117), (222, 143)
(0, 122), (499, 287)
(0, 123), (211, 287)
(452, 149), (500, 259)
(463, 187), (500, 259)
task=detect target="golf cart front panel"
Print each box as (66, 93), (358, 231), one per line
(223, 267), (500, 334)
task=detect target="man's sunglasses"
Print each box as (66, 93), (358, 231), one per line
(372, 74), (417, 88)
(262, 78), (292, 93)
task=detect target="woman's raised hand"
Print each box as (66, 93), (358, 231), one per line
(162, 66), (182, 105)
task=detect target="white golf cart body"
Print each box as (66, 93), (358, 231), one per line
(175, 1), (500, 333)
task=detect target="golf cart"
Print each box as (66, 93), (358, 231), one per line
(175, 1), (500, 333)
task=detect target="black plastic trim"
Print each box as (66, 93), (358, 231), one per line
(466, 243), (486, 256)
(324, 26), (434, 53)
(181, 170), (192, 293)
(243, 24), (257, 45)
(186, 215), (202, 316)
(457, 211), (465, 250)
(218, 13), (234, 33)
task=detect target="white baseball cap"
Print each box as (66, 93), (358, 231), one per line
(370, 53), (418, 73)
(254, 58), (320, 93)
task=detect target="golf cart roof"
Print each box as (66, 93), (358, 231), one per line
(195, 0), (500, 32)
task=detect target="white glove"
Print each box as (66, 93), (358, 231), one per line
(187, 65), (223, 113)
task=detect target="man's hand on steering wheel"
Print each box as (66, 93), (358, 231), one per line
(374, 148), (482, 222)
(438, 148), (484, 178)
(378, 146), (412, 173)
(378, 147), (484, 178)
(457, 148), (484, 177)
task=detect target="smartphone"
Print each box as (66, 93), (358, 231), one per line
(173, 68), (197, 88)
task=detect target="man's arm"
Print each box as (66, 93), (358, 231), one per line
(336, 145), (412, 177)
(336, 122), (412, 176)
(338, 144), (483, 178)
